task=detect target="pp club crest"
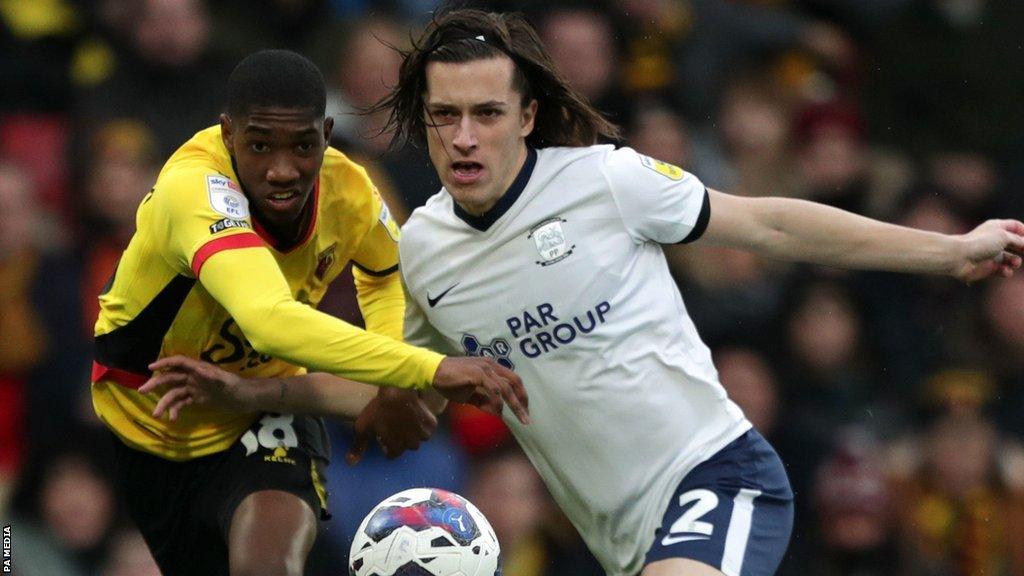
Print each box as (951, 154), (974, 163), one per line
(529, 217), (574, 266)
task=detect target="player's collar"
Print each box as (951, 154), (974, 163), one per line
(453, 147), (537, 232)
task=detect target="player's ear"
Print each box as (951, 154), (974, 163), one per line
(520, 99), (538, 138)
(322, 116), (334, 145)
(219, 113), (234, 151)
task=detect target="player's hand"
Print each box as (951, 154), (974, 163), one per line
(346, 387), (438, 465)
(953, 219), (1024, 283)
(140, 356), (254, 421)
(432, 357), (530, 425)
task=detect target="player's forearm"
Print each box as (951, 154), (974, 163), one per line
(737, 196), (962, 274)
(246, 373), (375, 421)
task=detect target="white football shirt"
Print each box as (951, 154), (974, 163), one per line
(400, 145), (751, 575)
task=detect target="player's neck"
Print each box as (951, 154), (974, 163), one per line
(253, 194), (315, 251)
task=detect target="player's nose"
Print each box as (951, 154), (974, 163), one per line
(266, 153), (300, 184)
(452, 116), (477, 153)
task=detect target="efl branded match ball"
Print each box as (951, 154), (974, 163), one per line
(349, 488), (501, 576)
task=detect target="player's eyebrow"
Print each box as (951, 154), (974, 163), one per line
(243, 125), (319, 137)
(427, 100), (509, 110)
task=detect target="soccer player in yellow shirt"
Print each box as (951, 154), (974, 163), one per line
(91, 50), (528, 576)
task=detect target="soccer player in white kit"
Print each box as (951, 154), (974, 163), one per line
(143, 9), (1024, 576)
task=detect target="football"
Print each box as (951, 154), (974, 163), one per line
(349, 487), (502, 576)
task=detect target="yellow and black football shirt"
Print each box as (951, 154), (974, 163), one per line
(92, 126), (443, 461)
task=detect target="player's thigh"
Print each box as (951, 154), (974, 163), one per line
(643, 558), (726, 576)
(643, 429), (794, 576)
(228, 490), (317, 576)
(213, 414), (331, 574)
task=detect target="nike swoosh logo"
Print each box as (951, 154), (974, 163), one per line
(427, 283), (459, 307)
(660, 534), (711, 546)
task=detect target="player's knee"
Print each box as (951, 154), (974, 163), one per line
(230, 557), (303, 576)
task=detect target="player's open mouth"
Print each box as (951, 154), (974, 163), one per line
(451, 161), (483, 185)
(266, 190), (301, 210)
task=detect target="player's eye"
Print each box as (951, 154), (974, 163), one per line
(478, 109), (500, 118)
(296, 142), (315, 153)
(250, 142), (269, 153)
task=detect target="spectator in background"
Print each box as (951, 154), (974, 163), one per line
(806, 430), (898, 576)
(855, 188), (979, 399)
(0, 160), (86, 484)
(208, 0), (335, 62)
(981, 275), (1024, 441)
(714, 347), (779, 435)
(324, 14), (441, 212)
(79, 119), (160, 335)
(76, 0), (232, 158)
(0, 161), (47, 491)
(793, 100), (910, 219)
(866, 0), (1024, 159)
(893, 411), (1024, 576)
(326, 15), (416, 220)
(7, 429), (123, 576)
(717, 73), (798, 198)
(539, 6), (630, 131)
(468, 445), (604, 576)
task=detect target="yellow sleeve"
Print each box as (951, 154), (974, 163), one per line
(199, 246), (443, 389)
(353, 267), (405, 340)
(351, 189), (404, 340)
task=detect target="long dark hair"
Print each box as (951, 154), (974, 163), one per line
(371, 8), (620, 150)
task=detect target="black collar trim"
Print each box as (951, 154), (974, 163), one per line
(453, 147), (537, 231)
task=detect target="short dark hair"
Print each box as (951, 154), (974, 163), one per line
(227, 49), (326, 118)
(372, 8), (620, 150)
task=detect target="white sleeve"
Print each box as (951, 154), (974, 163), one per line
(602, 146), (710, 244)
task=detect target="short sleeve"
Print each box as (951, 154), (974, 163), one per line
(351, 187), (401, 277)
(150, 168), (262, 276)
(602, 147), (710, 244)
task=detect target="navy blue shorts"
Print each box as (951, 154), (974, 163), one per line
(644, 429), (794, 576)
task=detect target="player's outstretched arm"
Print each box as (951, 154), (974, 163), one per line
(701, 189), (1024, 282)
(141, 356), (380, 421)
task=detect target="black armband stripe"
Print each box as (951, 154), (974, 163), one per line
(678, 188), (711, 244)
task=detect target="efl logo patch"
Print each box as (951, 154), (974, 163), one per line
(207, 175), (250, 219)
(639, 155), (685, 181)
(529, 217), (574, 266)
(209, 218), (250, 234)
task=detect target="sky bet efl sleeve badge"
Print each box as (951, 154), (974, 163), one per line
(207, 174), (250, 219)
(529, 217), (575, 266)
(639, 154), (685, 181)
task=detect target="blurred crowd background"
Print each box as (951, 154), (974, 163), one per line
(3, 0), (1024, 574)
